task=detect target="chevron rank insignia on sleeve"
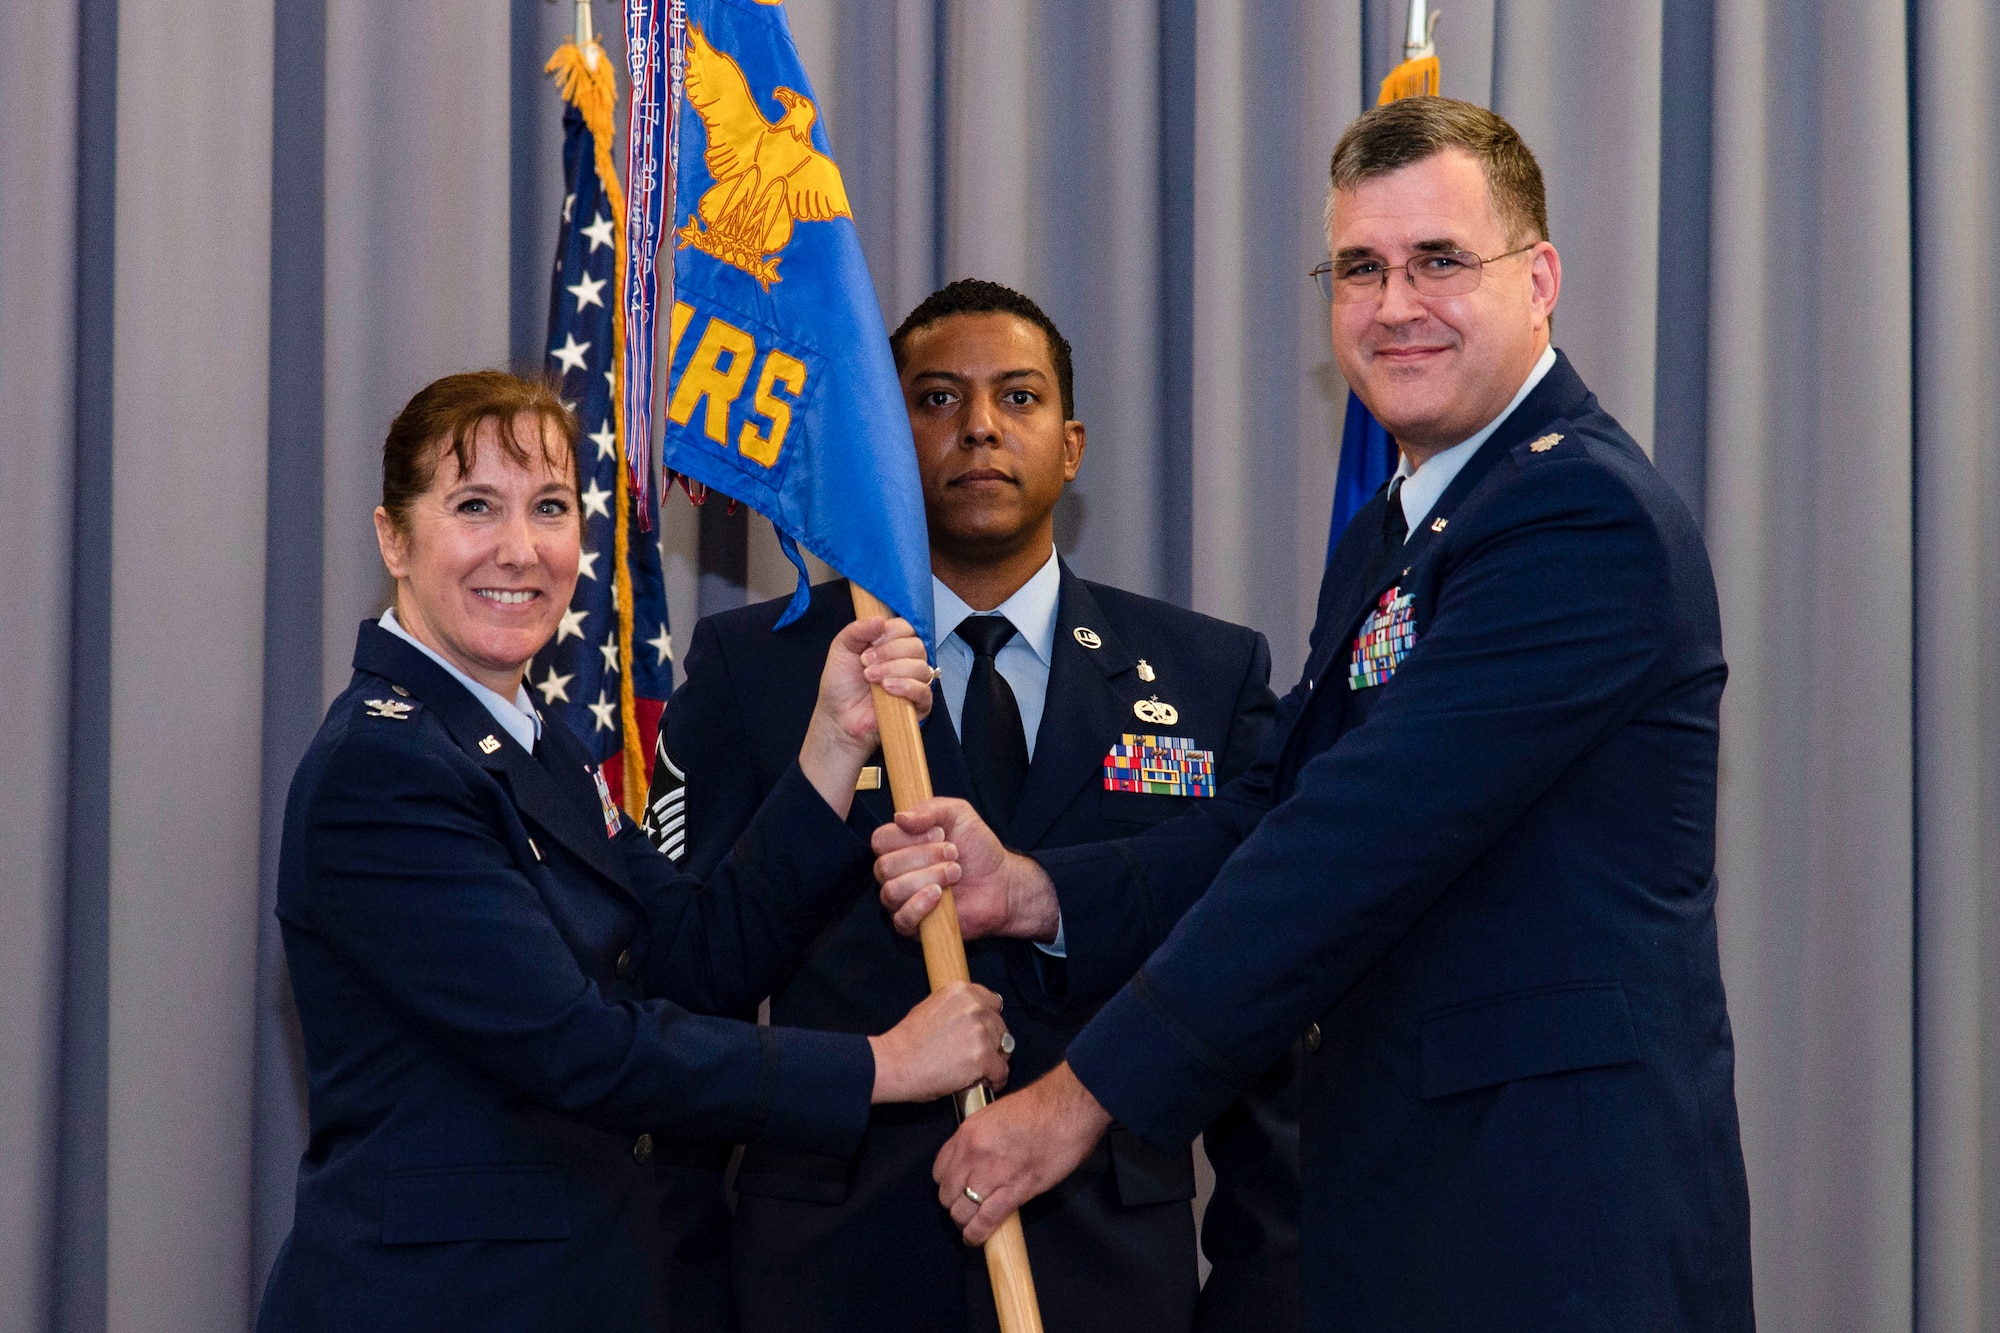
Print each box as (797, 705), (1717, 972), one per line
(642, 737), (686, 863)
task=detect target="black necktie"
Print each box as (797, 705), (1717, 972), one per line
(954, 615), (1031, 832)
(1363, 476), (1409, 592)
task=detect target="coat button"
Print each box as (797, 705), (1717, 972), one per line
(1303, 1022), (1323, 1054)
(632, 1133), (654, 1165)
(615, 948), (632, 980)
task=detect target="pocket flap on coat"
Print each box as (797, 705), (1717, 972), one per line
(1420, 982), (1640, 1099)
(1098, 789), (1194, 825)
(732, 1144), (851, 1205)
(380, 1166), (570, 1244)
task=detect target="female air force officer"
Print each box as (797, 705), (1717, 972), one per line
(257, 371), (1009, 1331)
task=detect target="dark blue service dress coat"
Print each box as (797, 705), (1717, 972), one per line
(256, 621), (877, 1333)
(1029, 354), (1756, 1331)
(648, 565), (1300, 1333)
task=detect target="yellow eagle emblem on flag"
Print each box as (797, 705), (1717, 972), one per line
(676, 24), (852, 288)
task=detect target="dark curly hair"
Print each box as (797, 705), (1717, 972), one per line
(889, 279), (1076, 420)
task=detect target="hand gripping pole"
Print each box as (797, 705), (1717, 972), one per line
(851, 584), (1044, 1333)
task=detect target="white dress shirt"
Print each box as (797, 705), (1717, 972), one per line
(931, 548), (1066, 951)
(1393, 344), (1557, 539)
(379, 606), (544, 755)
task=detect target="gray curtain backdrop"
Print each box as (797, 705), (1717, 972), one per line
(3, 1), (1995, 1329)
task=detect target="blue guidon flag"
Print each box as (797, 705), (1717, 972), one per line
(530, 37), (675, 814)
(623, 0), (934, 649)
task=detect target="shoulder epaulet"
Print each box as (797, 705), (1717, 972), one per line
(1511, 422), (1580, 465)
(357, 687), (422, 722)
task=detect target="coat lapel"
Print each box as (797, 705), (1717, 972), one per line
(352, 621), (632, 894)
(844, 681), (977, 833)
(1307, 351), (1595, 692)
(1301, 489), (1394, 687)
(1008, 569), (1141, 849)
(523, 719), (637, 893)
(923, 693), (979, 803)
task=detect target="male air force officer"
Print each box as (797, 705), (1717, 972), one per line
(646, 280), (1300, 1333)
(875, 100), (1756, 1331)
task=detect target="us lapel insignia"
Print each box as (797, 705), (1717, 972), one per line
(478, 735), (502, 754)
(1349, 587), (1417, 690)
(1073, 626), (1103, 650)
(1136, 659), (1156, 682)
(1429, 517), (1448, 532)
(1104, 733), (1215, 797)
(590, 765), (622, 838)
(1133, 697), (1179, 726)
(1529, 432), (1563, 453)
(363, 698), (416, 720)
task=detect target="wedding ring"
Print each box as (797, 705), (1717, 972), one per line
(963, 1186), (985, 1205)
(999, 1031), (1016, 1055)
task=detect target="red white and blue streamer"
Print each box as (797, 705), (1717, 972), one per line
(620, 0), (685, 528)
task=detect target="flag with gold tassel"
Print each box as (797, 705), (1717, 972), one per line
(528, 19), (675, 819)
(1327, 0), (1441, 558)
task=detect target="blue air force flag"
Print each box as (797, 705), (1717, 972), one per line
(652, 3), (933, 647)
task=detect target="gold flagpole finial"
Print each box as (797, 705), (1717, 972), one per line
(1379, 0), (1442, 103)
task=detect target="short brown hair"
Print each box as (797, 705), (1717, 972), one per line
(1326, 97), (1548, 247)
(380, 370), (580, 533)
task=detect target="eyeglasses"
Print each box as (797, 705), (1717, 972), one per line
(1310, 244), (1535, 304)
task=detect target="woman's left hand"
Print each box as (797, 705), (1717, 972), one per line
(799, 616), (933, 814)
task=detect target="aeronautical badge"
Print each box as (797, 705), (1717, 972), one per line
(363, 698), (416, 720)
(1349, 587), (1417, 690)
(1103, 734), (1216, 797)
(590, 765), (622, 838)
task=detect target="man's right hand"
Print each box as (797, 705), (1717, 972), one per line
(872, 797), (1061, 942)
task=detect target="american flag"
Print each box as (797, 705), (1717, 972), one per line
(529, 53), (674, 810)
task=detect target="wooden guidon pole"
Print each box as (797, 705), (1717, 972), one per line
(851, 584), (1045, 1333)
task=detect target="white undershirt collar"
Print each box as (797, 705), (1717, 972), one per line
(1394, 344), (1557, 539)
(379, 606), (544, 754)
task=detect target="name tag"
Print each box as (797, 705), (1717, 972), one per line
(1103, 734), (1215, 797)
(856, 765), (882, 791)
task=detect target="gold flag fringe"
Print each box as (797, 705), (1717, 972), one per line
(547, 38), (648, 820)
(1376, 53), (1440, 104)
